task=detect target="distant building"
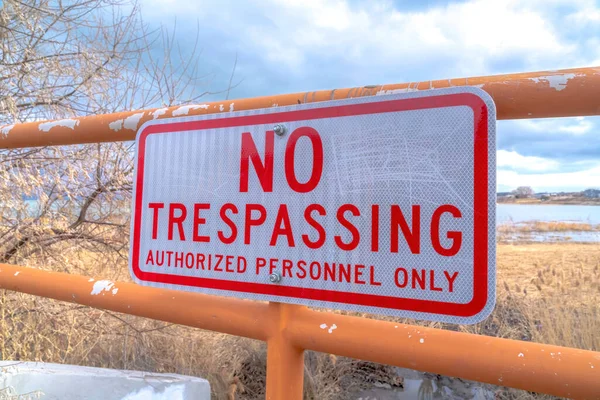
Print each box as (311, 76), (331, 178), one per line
(496, 192), (514, 199)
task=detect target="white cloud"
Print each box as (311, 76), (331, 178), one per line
(566, 1), (600, 25)
(236, 0), (572, 74)
(138, 0), (600, 192)
(141, 0), (597, 78)
(498, 164), (600, 192)
(497, 150), (559, 172)
(497, 149), (600, 191)
(514, 117), (593, 136)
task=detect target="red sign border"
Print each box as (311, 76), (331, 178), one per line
(132, 93), (490, 318)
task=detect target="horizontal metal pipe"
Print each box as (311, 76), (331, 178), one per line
(287, 307), (600, 399)
(1, 263), (599, 398)
(1, 66), (599, 149)
(0, 263), (270, 341)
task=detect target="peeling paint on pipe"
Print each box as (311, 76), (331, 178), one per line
(0, 263), (270, 341)
(0, 263), (598, 398)
(1, 67), (599, 149)
(286, 306), (600, 399)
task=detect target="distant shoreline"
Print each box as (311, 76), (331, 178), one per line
(497, 198), (600, 206)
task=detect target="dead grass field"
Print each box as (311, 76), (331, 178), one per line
(497, 197), (600, 206)
(1, 242), (599, 399)
(498, 221), (599, 234)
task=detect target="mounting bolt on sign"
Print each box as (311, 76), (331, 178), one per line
(273, 124), (286, 136)
(129, 87), (497, 325)
(269, 272), (282, 283)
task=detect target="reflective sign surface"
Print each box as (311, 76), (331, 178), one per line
(130, 87), (496, 324)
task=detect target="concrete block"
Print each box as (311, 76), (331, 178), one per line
(0, 361), (210, 400)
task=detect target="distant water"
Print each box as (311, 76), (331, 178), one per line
(23, 200), (600, 224)
(497, 204), (600, 224)
(497, 204), (600, 243)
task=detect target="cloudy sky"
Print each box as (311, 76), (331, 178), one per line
(140, 0), (600, 193)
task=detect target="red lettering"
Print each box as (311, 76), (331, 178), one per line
(444, 271), (459, 292)
(282, 259), (293, 277)
(256, 257), (267, 274)
(156, 251), (164, 266)
(296, 260), (307, 278)
(193, 204), (210, 242)
(269, 258), (278, 274)
(302, 204), (326, 249)
(335, 204), (360, 251)
(412, 269), (426, 290)
(148, 203), (164, 239)
(284, 127), (323, 193)
(175, 252), (184, 267)
(244, 204), (267, 244)
(338, 264), (351, 283)
(240, 131), (274, 192)
(394, 268), (408, 288)
(226, 255), (234, 272)
(371, 205), (379, 252)
(196, 253), (205, 270)
(431, 205), (462, 256)
(390, 205), (420, 254)
(309, 261), (321, 280)
(369, 266), (381, 286)
(168, 203), (187, 241)
(430, 270), (442, 292)
(354, 264), (366, 284)
(324, 262), (335, 281)
(237, 257), (247, 273)
(145, 250), (154, 265)
(218, 203), (238, 244)
(270, 204), (295, 247)
(186, 253), (194, 269)
(214, 254), (223, 271)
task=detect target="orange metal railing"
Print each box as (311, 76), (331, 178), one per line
(1, 67), (600, 149)
(1, 67), (600, 399)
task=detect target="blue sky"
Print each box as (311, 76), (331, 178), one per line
(140, 0), (600, 193)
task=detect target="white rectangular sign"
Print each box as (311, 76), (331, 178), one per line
(130, 87), (496, 324)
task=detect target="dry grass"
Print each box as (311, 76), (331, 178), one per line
(1, 242), (599, 399)
(492, 243), (600, 352)
(498, 221), (598, 233)
(497, 197), (600, 206)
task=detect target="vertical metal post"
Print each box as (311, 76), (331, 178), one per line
(265, 303), (305, 400)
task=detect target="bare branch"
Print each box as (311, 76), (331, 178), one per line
(226, 52), (238, 100)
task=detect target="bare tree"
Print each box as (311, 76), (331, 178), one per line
(0, 0), (225, 268)
(512, 186), (534, 199)
(0, 1), (247, 378)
